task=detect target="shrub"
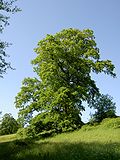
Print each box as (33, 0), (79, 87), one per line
(100, 117), (120, 129)
(81, 124), (98, 131)
(17, 126), (36, 139)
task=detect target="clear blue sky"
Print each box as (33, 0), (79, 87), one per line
(0, 0), (120, 122)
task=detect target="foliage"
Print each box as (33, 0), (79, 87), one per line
(89, 94), (116, 123)
(100, 117), (120, 129)
(17, 126), (36, 139)
(81, 124), (97, 131)
(0, 0), (20, 77)
(0, 113), (19, 135)
(15, 77), (42, 127)
(15, 28), (116, 136)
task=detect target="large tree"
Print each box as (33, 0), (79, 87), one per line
(15, 28), (116, 133)
(0, 0), (20, 77)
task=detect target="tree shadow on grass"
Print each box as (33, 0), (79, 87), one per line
(0, 139), (32, 160)
(0, 139), (120, 160)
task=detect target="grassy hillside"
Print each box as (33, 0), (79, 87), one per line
(0, 118), (120, 160)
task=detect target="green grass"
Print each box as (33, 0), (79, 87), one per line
(0, 118), (120, 160)
(0, 134), (16, 143)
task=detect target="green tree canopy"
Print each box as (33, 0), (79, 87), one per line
(15, 28), (116, 133)
(89, 94), (116, 123)
(0, 0), (20, 77)
(0, 113), (19, 135)
(15, 77), (42, 127)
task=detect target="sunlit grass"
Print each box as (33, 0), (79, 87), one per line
(0, 134), (16, 143)
(0, 118), (120, 160)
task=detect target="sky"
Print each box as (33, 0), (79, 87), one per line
(0, 0), (120, 122)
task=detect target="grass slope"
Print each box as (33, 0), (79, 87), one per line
(0, 118), (120, 160)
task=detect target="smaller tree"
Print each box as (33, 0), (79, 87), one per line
(0, 113), (19, 135)
(89, 94), (116, 123)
